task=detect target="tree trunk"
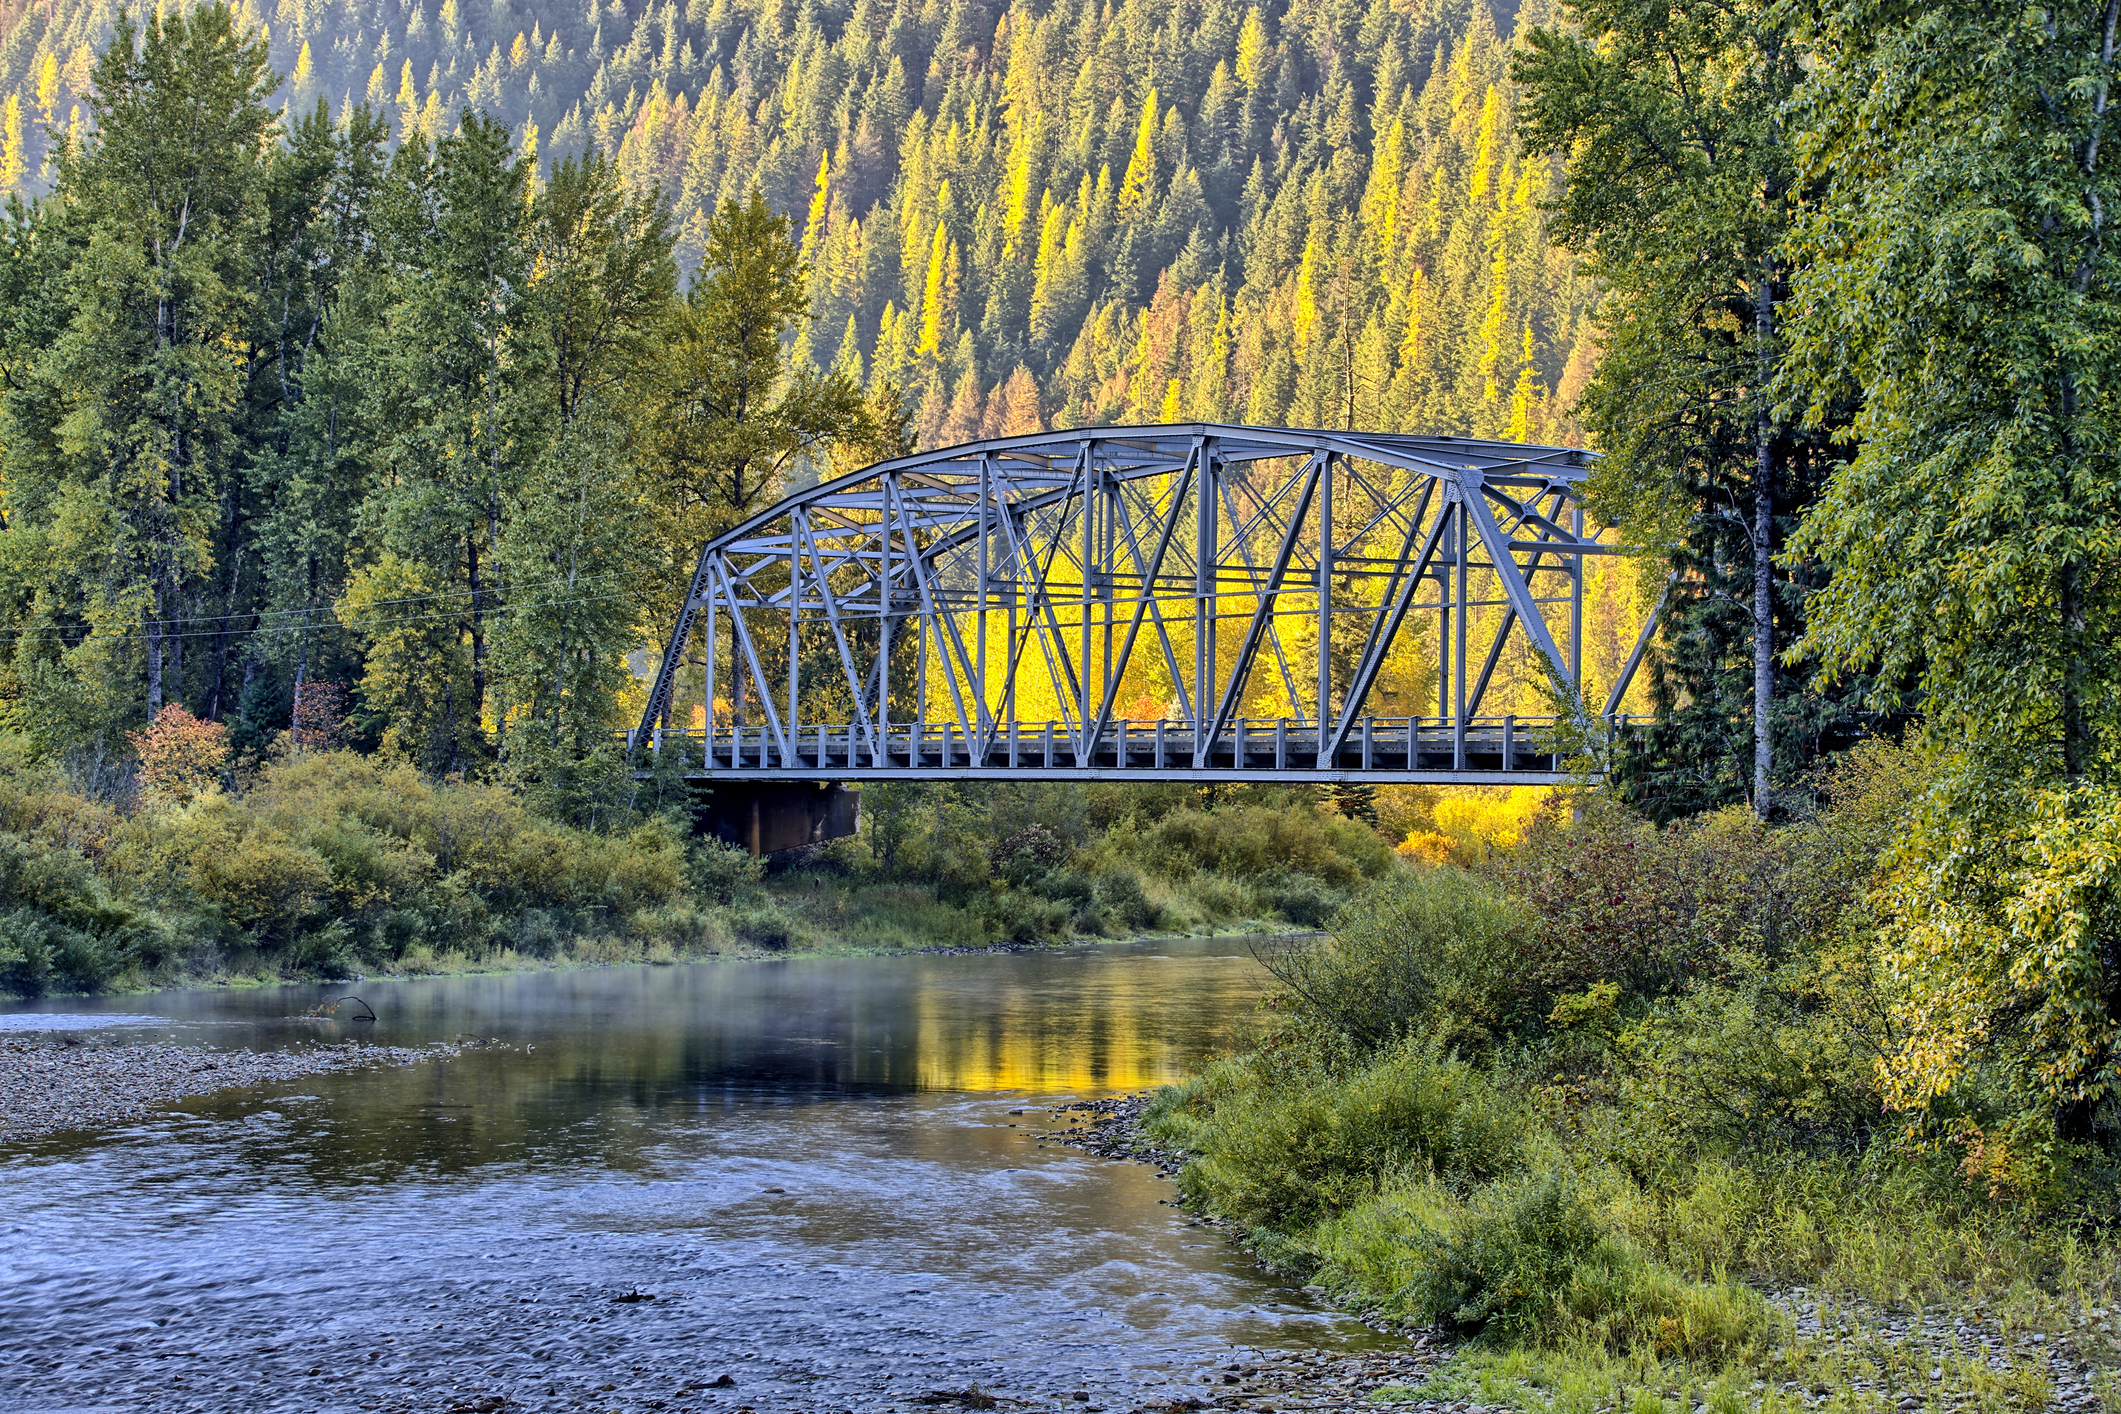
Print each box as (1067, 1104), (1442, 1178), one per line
(2060, 560), (2092, 780)
(291, 635), (308, 743)
(1752, 256), (1776, 821)
(467, 535), (487, 730)
(165, 571), (183, 707)
(206, 500), (245, 721)
(146, 598), (164, 720)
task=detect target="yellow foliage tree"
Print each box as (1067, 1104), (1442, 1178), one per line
(0, 95), (23, 193)
(128, 705), (232, 806)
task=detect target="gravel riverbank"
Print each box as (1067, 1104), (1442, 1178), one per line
(1035, 1096), (2114, 1414)
(1034, 1094), (1493, 1414)
(0, 1036), (466, 1145)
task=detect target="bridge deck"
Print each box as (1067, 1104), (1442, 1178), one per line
(633, 716), (1597, 786)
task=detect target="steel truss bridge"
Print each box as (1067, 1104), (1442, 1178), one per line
(632, 424), (1655, 790)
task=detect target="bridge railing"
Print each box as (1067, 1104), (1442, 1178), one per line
(623, 715), (1638, 780)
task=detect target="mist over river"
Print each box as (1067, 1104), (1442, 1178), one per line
(0, 939), (1390, 1414)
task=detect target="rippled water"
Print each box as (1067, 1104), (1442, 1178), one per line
(0, 939), (1389, 1414)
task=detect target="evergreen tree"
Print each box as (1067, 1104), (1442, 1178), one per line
(8, 6), (276, 739)
(1516, 0), (1864, 821)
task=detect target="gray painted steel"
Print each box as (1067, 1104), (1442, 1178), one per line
(632, 424), (1649, 785)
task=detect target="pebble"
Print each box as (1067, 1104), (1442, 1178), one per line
(0, 1036), (468, 1145)
(1767, 1287), (2109, 1410)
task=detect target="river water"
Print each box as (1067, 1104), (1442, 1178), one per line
(0, 939), (1385, 1414)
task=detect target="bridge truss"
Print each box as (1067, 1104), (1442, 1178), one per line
(633, 424), (1652, 786)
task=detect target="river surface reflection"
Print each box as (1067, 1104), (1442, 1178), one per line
(0, 939), (1389, 1414)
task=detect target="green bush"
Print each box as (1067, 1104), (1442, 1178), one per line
(730, 902), (798, 950)
(1253, 871), (1343, 927)
(0, 832), (159, 994)
(687, 838), (761, 904)
(1123, 801), (1395, 887)
(1094, 869), (1158, 931)
(1405, 1168), (1771, 1360)
(1406, 1167), (1606, 1337)
(1160, 1033), (1529, 1230)
(1258, 866), (1533, 1047)
(0, 904), (118, 995)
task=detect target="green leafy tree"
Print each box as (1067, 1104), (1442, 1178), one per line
(360, 113), (534, 739)
(335, 551), (477, 773)
(491, 153), (678, 823)
(1516, 0), (1860, 820)
(10, 5), (275, 738)
(1785, 0), (2121, 1139)
(234, 101), (393, 736)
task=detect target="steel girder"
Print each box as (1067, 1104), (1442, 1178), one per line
(632, 424), (1647, 784)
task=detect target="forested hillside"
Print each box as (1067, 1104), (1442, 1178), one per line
(0, 0), (1595, 443)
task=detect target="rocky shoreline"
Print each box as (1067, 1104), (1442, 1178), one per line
(1033, 1096), (2113, 1414)
(1032, 1094), (1495, 1414)
(0, 1035), (467, 1145)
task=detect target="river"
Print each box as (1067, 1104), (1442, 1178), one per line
(0, 938), (1388, 1414)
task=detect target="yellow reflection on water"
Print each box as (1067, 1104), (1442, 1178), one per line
(908, 960), (1261, 1092)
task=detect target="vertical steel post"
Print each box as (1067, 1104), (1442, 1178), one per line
(1005, 507), (1018, 731)
(1316, 449), (1334, 764)
(1570, 500), (1585, 699)
(977, 454), (991, 733)
(1194, 444), (1218, 760)
(1102, 466), (1115, 735)
(1437, 507), (1452, 723)
(788, 538), (800, 767)
(1079, 448), (1095, 758)
(878, 488), (891, 767)
(703, 580), (716, 769)
(1454, 483), (1469, 771)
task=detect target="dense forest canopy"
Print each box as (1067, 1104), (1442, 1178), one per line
(0, 0), (1597, 445)
(0, 0), (1640, 809)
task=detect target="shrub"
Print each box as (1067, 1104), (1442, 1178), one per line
(0, 905), (118, 995)
(978, 887), (1071, 942)
(1405, 1168), (1772, 1360)
(1125, 802), (1395, 887)
(1095, 869), (1158, 931)
(1406, 1167), (1606, 1337)
(731, 903), (796, 950)
(1253, 871), (1344, 928)
(291, 681), (352, 751)
(689, 836), (762, 903)
(128, 705), (230, 805)
(1259, 867), (1534, 1047)
(1164, 1034), (1529, 1230)
(1492, 801), (1824, 1007)
(993, 823), (1069, 884)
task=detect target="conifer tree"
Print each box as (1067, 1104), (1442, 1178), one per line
(21, 6), (277, 734)
(1517, 0), (1860, 820)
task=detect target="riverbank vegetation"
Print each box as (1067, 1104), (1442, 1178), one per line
(0, 721), (1410, 994)
(1148, 746), (2121, 1409)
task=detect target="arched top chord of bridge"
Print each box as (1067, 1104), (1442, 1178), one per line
(633, 423), (1656, 786)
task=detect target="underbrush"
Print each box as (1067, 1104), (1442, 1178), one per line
(0, 747), (754, 993)
(1144, 743), (2121, 1410)
(0, 748), (1407, 994)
